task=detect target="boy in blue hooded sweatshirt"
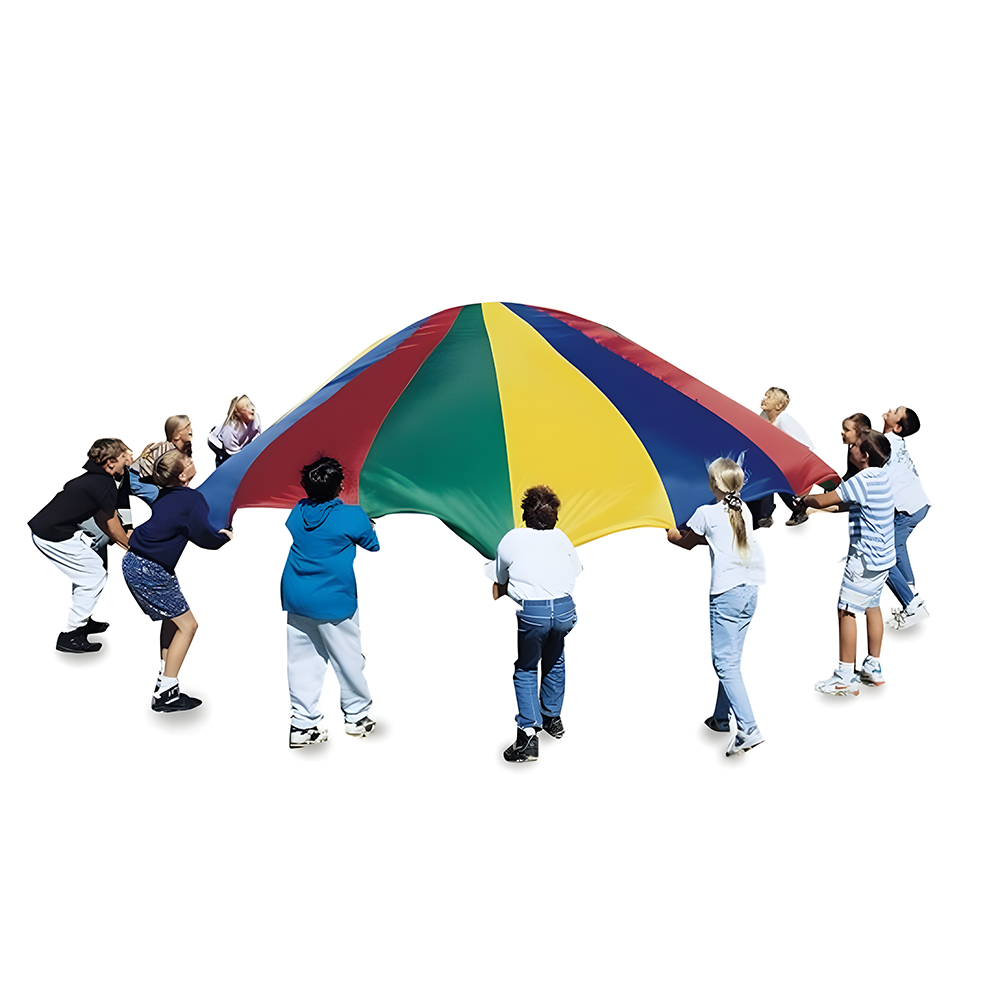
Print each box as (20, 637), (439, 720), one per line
(281, 457), (380, 749)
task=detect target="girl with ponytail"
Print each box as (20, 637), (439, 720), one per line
(668, 458), (766, 757)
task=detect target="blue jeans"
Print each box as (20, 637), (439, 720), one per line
(512, 596), (576, 729)
(708, 585), (758, 733)
(886, 505), (929, 608)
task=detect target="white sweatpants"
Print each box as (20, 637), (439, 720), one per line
(32, 531), (108, 630)
(286, 611), (372, 728)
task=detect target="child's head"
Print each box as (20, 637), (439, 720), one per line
(165, 414), (193, 446)
(300, 457), (345, 501)
(851, 429), (891, 470)
(707, 458), (750, 561)
(153, 448), (196, 488)
(226, 395), (256, 426)
(841, 412), (872, 445)
(761, 387), (790, 415)
(883, 406), (920, 437)
(89, 438), (130, 475)
(522, 485), (560, 530)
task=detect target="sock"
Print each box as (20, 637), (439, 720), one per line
(837, 661), (856, 681)
(155, 673), (177, 695)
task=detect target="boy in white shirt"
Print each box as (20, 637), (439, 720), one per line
(882, 406), (930, 629)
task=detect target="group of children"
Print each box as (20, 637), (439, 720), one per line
(28, 390), (930, 761)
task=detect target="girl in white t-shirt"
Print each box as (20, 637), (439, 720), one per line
(668, 458), (766, 757)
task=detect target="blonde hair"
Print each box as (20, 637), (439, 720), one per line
(152, 447), (190, 488)
(708, 458), (750, 562)
(225, 396), (253, 427)
(765, 387), (790, 413)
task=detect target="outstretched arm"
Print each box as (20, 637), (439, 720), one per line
(801, 489), (843, 510)
(667, 527), (707, 549)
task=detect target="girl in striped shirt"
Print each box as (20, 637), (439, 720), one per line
(799, 430), (895, 696)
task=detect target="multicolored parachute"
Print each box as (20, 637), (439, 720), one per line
(199, 302), (838, 557)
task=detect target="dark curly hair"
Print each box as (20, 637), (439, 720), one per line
(522, 484), (560, 530)
(300, 457), (345, 501)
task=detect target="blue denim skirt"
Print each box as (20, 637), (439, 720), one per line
(122, 551), (190, 621)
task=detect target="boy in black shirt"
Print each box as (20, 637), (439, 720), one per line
(29, 439), (132, 653)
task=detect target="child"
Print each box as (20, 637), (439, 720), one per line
(29, 438), (132, 653)
(747, 387), (815, 528)
(122, 449), (232, 712)
(668, 458), (766, 757)
(882, 406), (930, 629)
(280, 457), (380, 749)
(840, 412), (872, 482)
(492, 486), (582, 764)
(208, 396), (262, 467)
(800, 429), (895, 694)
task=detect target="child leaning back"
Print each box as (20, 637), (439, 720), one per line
(798, 429), (895, 695)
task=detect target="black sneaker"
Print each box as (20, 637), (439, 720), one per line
(542, 715), (565, 739)
(756, 517), (773, 528)
(80, 618), (110, 634)
(151, 684), (202, 713)
(704, 716), (730, 733)
(785, 510), (809, 526)
(503, 727), (539, 762)
(56, 630), (102, 653)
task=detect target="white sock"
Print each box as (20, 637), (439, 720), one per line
(155, 673), (177, 694)
(837, 661), (856, 681)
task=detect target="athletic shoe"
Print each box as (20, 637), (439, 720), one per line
(503, 727), (539, 762)
(704, 716), (731, 733)
(785, 510), (809, 526)
(814, 674), (860, 697)
(344, 716), (376, 737)
(542, 714), (565, 739)
(893, 602), (930, 630)
(80, 618), (110, 634)
(55, 630), (102, 653)
(726, 728), (764, 756)
(151, 684), (202, 713)
(756, 517), (773, 528)
(289, 726), (328, 748)
(857, 656), (885, 687)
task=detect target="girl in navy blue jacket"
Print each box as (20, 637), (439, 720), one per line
(280, 457), (380, 749)
(123, 449), (232, 712)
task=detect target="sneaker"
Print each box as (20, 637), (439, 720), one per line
(151, 684), (203, 713)
(785, 510), (809, 526)
(893, 602), (930, 630)
(289, 725), (328, 748)
(704, 716), (731, 733)
(344, 716), (376, 737)
(814, 674), (860, 697)
(857, 656), (885, 687)
(55, 630), (102, 653)
(80, 618), (110, 634)
(542, 714), (565, 739)
(756, 517), (773, 528)
(503, 727), (539, 762)
(726, 728), (764, 756)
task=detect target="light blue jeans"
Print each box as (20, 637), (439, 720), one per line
(708, 584), (758, 733)
(886, 505), (929, 608)
(512, 596), (576, 730)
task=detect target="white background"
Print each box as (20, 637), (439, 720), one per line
(2, 3), (994, 997)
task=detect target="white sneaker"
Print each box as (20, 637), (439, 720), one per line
(289, 725), (328, 748)
(893, 602), (929, 630)
(815, 674), (860, 697)
(725, 728), (764, 756)
(344, 716), (376, 737)
(857, 655), (885, 687)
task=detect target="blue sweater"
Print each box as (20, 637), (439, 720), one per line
(128, 487), (230, 573)
(280, 498), (379, 621)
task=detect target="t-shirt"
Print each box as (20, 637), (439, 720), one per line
(28, 460), (118, 542)
(884, 432), (930, 515)
(494, 527), (582, 602)
(773, 411), (814, 450)
(837, 467), (895, 571)
(686, 501), (766, 595)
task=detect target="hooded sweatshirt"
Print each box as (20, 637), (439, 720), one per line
(280, 497), (379, 621)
